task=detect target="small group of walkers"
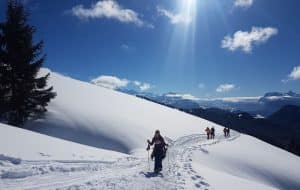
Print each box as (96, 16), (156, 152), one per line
(205, 127), (215, 140)
(147, 127), (231, 174)
(205, 126), (231, 140)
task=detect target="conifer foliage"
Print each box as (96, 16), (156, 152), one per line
(0, 0), (56, 126)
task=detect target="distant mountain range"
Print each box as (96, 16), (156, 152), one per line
(118, 89), (300, 117)
(117, 89), (300, 156)
(93, 84), (300, 155)
(118, 89), (200, 109)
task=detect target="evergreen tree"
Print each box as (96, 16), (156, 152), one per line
(0, 6), (11, 117)
(0, 0), (56, 126)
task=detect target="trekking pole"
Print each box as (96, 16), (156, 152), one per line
(147, 150), (150, 171)
(146, 142), (150, 171)
(167, 150), (170, 171)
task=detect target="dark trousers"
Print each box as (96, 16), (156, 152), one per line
(154, 154), (163, 172)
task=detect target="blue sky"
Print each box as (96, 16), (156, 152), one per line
(1, 0), (300, 98)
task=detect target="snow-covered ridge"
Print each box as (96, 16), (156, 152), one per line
(27, 68), (221, 154)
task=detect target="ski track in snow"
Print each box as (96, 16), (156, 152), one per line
(0, 133), (239, 190)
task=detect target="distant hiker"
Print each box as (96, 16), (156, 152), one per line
(205, 127), (211, 140)
(147, 130), (168, 173)
(223, 127), (227, 137)
(223, 127), (230, 137)
(210, 127), (215, 139)
(227, 128), (230, 137)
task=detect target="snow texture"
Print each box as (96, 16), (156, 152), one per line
(25, 68), (221, 154)
(1, 69), (300, 190)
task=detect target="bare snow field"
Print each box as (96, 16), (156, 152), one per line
(25, 69), (221, 154)
(1, 69), (300, 190)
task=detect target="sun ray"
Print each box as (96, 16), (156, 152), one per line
(163, 0), (198, 78)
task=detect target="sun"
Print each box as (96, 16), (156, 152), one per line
(179, 0), (197, 20)
(186, 0), (197, 8)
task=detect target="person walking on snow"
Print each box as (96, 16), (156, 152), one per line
(223, 127), (227, 137)
(223, 127), (230, 137)
(210, 127), (215, 139)
(147, 130), (168, 173)
(205, 127), (211, 140)
(227, 127), (230, 137)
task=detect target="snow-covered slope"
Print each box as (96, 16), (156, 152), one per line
(192, 135), (300, 190)
(1, 69), (300, 190)
(25, 69), (220, 153)
(0, 123), (125, 161)
(2, 125), (300, 190)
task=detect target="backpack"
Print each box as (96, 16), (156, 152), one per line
(162, 147), (168, 159)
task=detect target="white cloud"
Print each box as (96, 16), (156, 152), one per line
(139, 83), (152, 91)
(216, 96), (260, 103)
(120, 44), (136, 52)
(234, 0), (253, 8)
(157, 6), (192, 25)
(121, 44), (130, 50)
(91, 75), (129, 90)
(91, 74), (153, 91)
(221, 27), (278, 53)
(198, 96), (261, 102)
(288, 66), (300, 80)
(216, 84), (235, 93)
(133, 81), (141, 86)
(165, 93), (199, 101)
(133, 81), (152, 91)
(71, 0), (149, 27)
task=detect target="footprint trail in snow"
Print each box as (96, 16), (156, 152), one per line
(0, 133), (239, 190)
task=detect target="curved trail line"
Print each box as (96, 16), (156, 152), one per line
(167, 132), (240, 190)
(0, 133), (240, 190)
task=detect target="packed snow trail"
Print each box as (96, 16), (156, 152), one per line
(0, 133), (239, 190)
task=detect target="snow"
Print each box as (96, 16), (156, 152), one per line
(255, 114), (265, 119)
(165, 93), (200, 101)
(0, 123), (125, 161)
(263, 95), (292, 101)
(207, 96), (261, 103)
(192, 135), (300, 190)
(0, 154), (21, 165)
(197, 96), (260, 103)
(25, 68), (220, 154)
(1, 68), (300, 190)
(192, 163), (276, 190)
